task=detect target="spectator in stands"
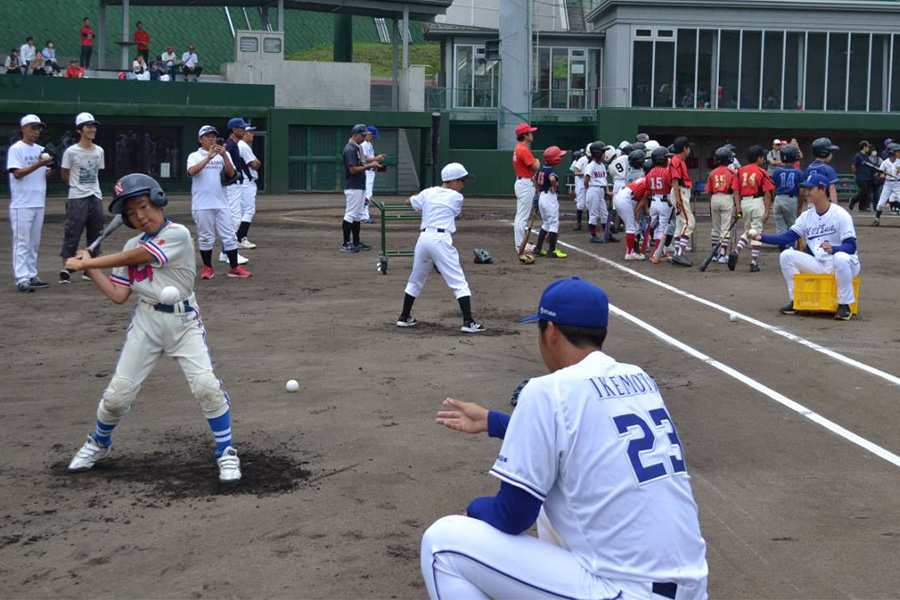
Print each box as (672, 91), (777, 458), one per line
(149, 56), (165, 81)
(182, 45), (201, 81)
(27, 54), (45, 76)
(160, 45), (180, 81)
(767, 139), (784, 174)
(133, 22), (150, 61)
(66, 59), (85, 78)
(80, 17), (95, 69)
(132, 54), (149, 80)
(5, 49), (25, 75)
(850, 141), (874, 213)
(19, 37), (36, 69)
(789, 138), (803, 163)
(41, 41), (60, 73)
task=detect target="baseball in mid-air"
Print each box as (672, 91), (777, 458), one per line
(159, 286), (180, 304)
(285, 379), (299, 393)
(40, 152), (51, 161)
(729, 313), (738, 322)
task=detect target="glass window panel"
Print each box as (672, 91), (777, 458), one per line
(636, 29), (652, 38)
(719, 30), (740, 108)
(697, 30), (716, 109)
(827, 32), (848, 110)
(589, 48), (602, 108)
(676, 29), (697, 108)
(785, 32), (804, 110)
(570, 51), (587, 110)
(552, 48), (569, 109)
(740, 31), (762, 110)
(632, 41), (653, 106)
(762, 31), (783, 109)
(805, 33), (826, 111)
(870, 34), (889, 111)
(473, 51), (495, 108)
(848, 34), (868, 111)
(654, 41), (675, 107)
(892, 35), (900, 111)
(455, 45), (473, 108)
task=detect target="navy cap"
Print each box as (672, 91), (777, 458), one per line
(521, 277), (609, 328)
(799, 172), (831, 189)
(350, 124), (368, 135)
(366, 125), (381, 139)
(227, 117), (252, 131)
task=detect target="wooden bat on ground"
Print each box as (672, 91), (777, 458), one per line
(698, 211), (740, 272)
(66, 214), (124, 272)
(517, 208), (538, 257)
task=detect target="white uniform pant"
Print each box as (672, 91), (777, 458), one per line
(671, 187), (695, 237)
(574, 182), (586, 210)
(772, 194), (797, 235)
(586, 187), (608, 226)
(240, 180), (257, 223)
(780, 249), (861, 305)
(612, 179), (626, 198)
(344, 188), (366, 222)
(404, 232), (471, 299)
(10, 207), (44, 284)
(514, 178), (535, 249)
(739, 197), (765, 249)
(421, 515), (707, 600)
(538, 192), (559, 234)
(876, 183), (900, 210)
(364, 173), (375, 220)
(614, 188), (639, 234)
(710, 193), (735, 243)
(192, 208), (238, 252)
(226, 182), (243, 230)
(650, 198), (672, 241)
(96, 300), (230, 426)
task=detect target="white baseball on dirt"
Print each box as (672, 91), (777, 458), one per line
(159, 286), (180, 304)
(729, 313), (738, 323)
(40, 152), (51, 161)
(285, 379), (300, 393)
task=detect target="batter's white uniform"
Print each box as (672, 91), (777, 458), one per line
(571, 155), (589, 210)
(778, 204), (861, 305)
(422, 351), (709, 599)
(584, 160), (609, 226)
(875, 157), (900, 211)
(362, 139), (375, 221)
(614, 181), (643, 235)
(7, 139), (48, 285)
(404, 187), (471, 300)
(187, 149), (238, 253)
(99, 222), (231, 427)
(237, 139), (258, 224)
(609, 154), (629, 196)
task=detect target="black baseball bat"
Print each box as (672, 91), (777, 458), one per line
(67, 214), (124, 272)
(698, 211), (740, 272)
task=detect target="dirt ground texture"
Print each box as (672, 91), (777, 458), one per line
(1, 194), (899, 599)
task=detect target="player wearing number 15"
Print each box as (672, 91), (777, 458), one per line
(422, 277), (708, 600)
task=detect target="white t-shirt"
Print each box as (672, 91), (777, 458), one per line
(361, 140), (375, 184)
(182, 52), (198, 68)
(410, 186), (463, 233)
(791, 203), (858, 258)
(571, 155), (589, 191)
(584, 160), (608, 188)
(61, 144), (105, 199)
(491, 351), (708, 584)
(161, 51), (177, 65)
(187, 148), (229, 210)
(6, 140), (48, 208)
(109, 221), (196, 303)
(19, 44), (35, 64)
(238, 140), (258, 182)
(609, 154), (629, 182)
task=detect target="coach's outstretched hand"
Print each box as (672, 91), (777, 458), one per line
(436, 398), (488, 435)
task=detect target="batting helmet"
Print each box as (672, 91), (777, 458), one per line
(602, 147), (617, 163)
(747, 145), (766, 163)
(888, 143), (900, 155)
(543, 145), (568, 166)
(780, 144), (800, 163)
(643, 158), (654, 173)
(651, 146), (670, 166)
(628, 149), (646, 169)
(811, 137), (840, 158)
(714, 146), (734, 166)
(589, 141), (608, 159)
(635, 133), (650, 143)
(644, 140), (660, 152)
(572, 149), (585, 160)
(110, 173), (168, 228)
(631, 141), (646, 152)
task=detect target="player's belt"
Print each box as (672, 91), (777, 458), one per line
(652, 194), (668, 201)
(421, 227), (446, 233)
(652, 582), (677, 599)
(153, 300), (195, 314)
(516, 176), (532, 180)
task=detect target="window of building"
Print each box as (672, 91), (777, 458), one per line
(533, 46), (594, 110)
(784, 32), (805, 110)
(632, 40), (653, 107)
(827, 32), (849, 111)
(805, 33), (827, 111)
(675, 29), (697, 108)
(870, 34), (889, 112)
(763, 31), (783, 109)
(848, 33), (868, 111)
(654, 38), (675, 107)
(740, 31), (762, 110)
(718, 30), (740, 108)
(697, 30), (717, 109)
(454, 44), (498, 109)
(891, 34), (900, 112)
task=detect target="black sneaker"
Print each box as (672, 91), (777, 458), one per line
(17, 281), (34, 293)
(834, 304), (852, 321)
(780, 302), (797, 315)
(461, 321), (486, 333)
(340, 242), (359, 253)
(727, 251), (738, 271)
(749, 263), (760, 273)
(589, 235), (602, 244)
(29, 277), (49, 288)
(59, 269), (71, 284)
(354, 241), (372, 252)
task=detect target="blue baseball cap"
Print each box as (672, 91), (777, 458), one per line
(521, 277), (609, 328)
(350, 124), (368, 135)
(799, 172), (831, 189)
(227, 117), (254, 131)
(367, 125), (381, 139)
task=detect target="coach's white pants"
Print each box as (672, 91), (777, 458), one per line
(650, 198), (672, 241)
(344, 189), (366, 222)
(421, 515), (707, 600)
(574, 181), (586, 210)
(404, 232), (471, 299)
(514, 178), (535, 249)
(192, 208), (237, 252)
(538, 192), (559, 234)
(780, 249), (861, 304)
(876, 183), (900, 210)
(10, 207), (44, 284)
(226, 182), (243, 230)
(241, 180), (257, 223)
(614, 188), (639, 234)
(586, 186), (608, 226)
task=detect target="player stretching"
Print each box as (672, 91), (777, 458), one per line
(422, 277), (709, 599)
(64, 174), (241, 482)
(396, 163), (484, 333)
(533, 146), (568, 258)
(613, 150), (652, 260)
(750, 172), (860, 321)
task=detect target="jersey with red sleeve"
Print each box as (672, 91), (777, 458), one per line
(733, 164), (775, 198)
(706, 166), (735, 195)
(646, 166), (672, 196)
(669, 154), (692, 188)
(625, 177), (649, 201)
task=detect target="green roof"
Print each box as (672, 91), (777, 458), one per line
(0, 0), (424, 73)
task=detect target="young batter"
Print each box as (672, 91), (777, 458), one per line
(396, 163), (484, 333)
(63, 173), (241, 482)
(533, 146), (568, 259)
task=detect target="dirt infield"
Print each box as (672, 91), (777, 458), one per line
(1, 194), (899, 598)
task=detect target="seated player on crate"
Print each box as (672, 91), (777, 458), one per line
(62, 174), (242, 482)
(749, 172), (860, 321)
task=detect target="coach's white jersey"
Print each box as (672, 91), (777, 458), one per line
(584, 160), (608, 188)
(361, 140), (376, 185)
(609, 154), (629, 182)
(6, 140), (48, 208)
(791, 204), (858, 258)
(490, 351), (708, 584)
(109, 221), (197, 303)
(571, 156), (589, 191)
(187, 149), (229, 210)
(410, 187), (463, 233)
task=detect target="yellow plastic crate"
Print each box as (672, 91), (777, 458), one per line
(792, 274), (860, 314)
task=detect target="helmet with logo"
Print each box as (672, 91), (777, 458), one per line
(811, 137), (840, 158)
(780, 144), (800, 163)
(628, 149), (646, 169)
(589, 141), (608, 159)
(714, 146), (734, 166)
(542, 145), (568, 166)
(602, 146), (617, 163)
(109, 173), (168, 228)
(650, 146), (670, 166)
(644, 140), (660, 153)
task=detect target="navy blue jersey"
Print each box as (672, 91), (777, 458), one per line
(225, 138), (247, 183)
(804, 160), (838, 187)
(536, 165), (558, 193)
(772, 166), (803, 197)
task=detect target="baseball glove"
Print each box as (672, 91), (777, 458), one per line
(473, 248), (493, 264)
(518, 253), (536, 265)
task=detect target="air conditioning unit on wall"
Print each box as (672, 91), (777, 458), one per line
(235, 30), (284, 62)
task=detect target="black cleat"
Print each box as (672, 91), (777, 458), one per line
(780, 302), (797, 315)
(834, 304), (852, 320)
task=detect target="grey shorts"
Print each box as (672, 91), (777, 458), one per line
(61, 195), (105, 258)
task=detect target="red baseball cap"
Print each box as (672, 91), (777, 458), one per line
(515, 123), (538, 136)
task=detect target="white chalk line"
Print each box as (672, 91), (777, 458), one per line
(611, 302), (900, 469)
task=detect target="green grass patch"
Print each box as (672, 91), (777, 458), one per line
(287, 43), (440, 80)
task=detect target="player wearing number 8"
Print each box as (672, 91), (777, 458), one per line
(423, 277), (708, 599)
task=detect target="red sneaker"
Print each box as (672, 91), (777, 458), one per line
(200, 266), (214, 280)
(227, 265), (252, 278)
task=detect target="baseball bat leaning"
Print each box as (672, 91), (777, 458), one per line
(66, 214), (125, 273)
(698, 211), (741, 272)
(518, 209), (538, 257)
